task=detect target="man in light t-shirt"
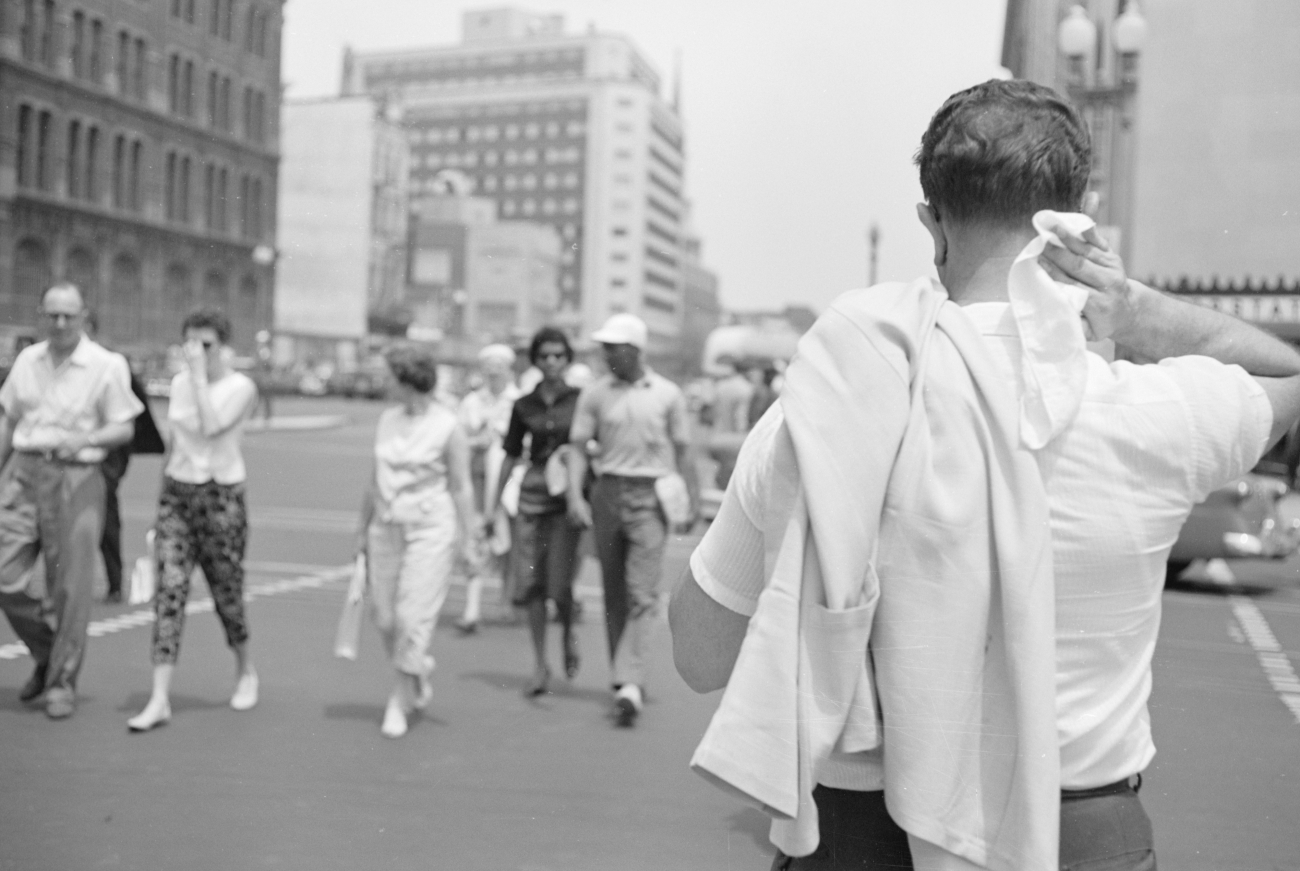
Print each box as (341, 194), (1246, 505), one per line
(670, 79), (1300, 871)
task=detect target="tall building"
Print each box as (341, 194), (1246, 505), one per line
(0, 0), (283, 352)
(342, 7), (692, 363)
(407, 191), (561, 358)
(677, 231), (719, 379)
(1002, 0), (1300, 288)
(276, 95), (408, 367)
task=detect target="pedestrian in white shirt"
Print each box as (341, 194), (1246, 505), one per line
(0, 283), (143, 720)
(670, 79), (1300, 871)
(456, 343), (522, 631)
(127, 309), (260, 732)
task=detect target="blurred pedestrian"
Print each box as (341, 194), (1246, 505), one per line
(566, 314), (698, 727)
(745, 364), (780, 430)
(0, 283), (143, 720)
(356, 344), (482, 738)
(455, 343), (522, 632)
(127, 309), (260, 732)
(84, 311), (165, 604)
(252, 329), (274, 422)
(707, 357), (752, 490)
(497, 328), (583, 696)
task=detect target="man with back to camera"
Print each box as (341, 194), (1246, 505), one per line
(567, 313), (699, 728)
(0, 283), (144, 719)
(670, 78), (1300, 870)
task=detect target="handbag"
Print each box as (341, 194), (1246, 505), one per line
(127, 529), (157, 605)
(499, 463), (527, 517)
(333, 554), (367, 660)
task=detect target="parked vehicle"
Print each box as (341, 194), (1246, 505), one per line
(1167, 431), (1300, 582)
(326, 359), (392, 400)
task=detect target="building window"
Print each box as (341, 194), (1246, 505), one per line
(209, 0), (221, 35)
(216, 166), (228, 231)
(111, 135), (125, 207)
(542, 199), (557, 216)
(502, 200), (516, 217)
(522, 173), (537, 190)
(39, 0), (54, 66)
(543, 172), (558, 190)
(15, 105), (31, 188)
(220, 77), (232, 131)
(35, 110), (51, 191)
(128, 139), (142, 211)
(66, 121), (81, 199)
(207, 71), (218, 127)
(203, 163), (215, 228)
(168, 55), (180, 114)
(221, 0), (234, 41)
(179, 156), (191, 222)
(85, 126), (99, 202)
(183, 59), (195, 117)
(116, 31), (130, 95)
(89, 19), (103, 83)
(521, 198), (536, 216)
(133, 38), (147, 101)
(165, 152), (176, 220)
(185, 0), (196, 23)
(19, 0), (36, 61)
(71, 11), (86, 79)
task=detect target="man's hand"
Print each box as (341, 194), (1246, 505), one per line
(567, 495), (593, 529)
(1036, 216), (1136, 342)
(54, 433), (92, 460)
(183, 340), (207, 381)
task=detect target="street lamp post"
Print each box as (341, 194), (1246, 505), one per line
(1057, 1), (1148, 265)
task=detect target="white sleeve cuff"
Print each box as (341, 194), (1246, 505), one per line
(689, 548), (759, 617)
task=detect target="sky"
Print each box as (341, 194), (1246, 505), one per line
(282, 0), (1011, 314)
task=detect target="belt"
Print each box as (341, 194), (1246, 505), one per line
(15, 450), (98, 466)
(1061, 773), (1142, 800)
(597, 473), (659, 485)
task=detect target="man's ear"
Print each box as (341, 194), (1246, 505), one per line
(916, 202), (947, 267)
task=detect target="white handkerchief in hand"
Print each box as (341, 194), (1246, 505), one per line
(1008, 210), (1094, 449)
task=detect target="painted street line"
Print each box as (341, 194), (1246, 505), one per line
(0, 566), (352, 663)
(0, 564), (605, 663)
(1231, 595), (1300, 725)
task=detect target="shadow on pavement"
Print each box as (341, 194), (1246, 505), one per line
(459, 669), (613, 706)
(1166, 579), (1276, 597)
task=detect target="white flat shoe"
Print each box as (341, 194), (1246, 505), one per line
(127, 702), (171, 733)
(381, 695), (408, 738)
(230, 670), (259, 711)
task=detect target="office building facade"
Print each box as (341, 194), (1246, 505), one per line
(0, 0), (282, 352)
(343, 7), (692, 361)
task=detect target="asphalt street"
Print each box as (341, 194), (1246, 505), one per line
(1, 396), (1298, 871)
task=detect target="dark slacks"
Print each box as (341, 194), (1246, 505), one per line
(770, 787), (913, 870)
(590, 475), (666, 688)
(0, 454), (106, 695)
(100, 446), (130, 596)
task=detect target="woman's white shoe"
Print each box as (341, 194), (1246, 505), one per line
(230, 670), (259, 711)
(127, 701), (171, 732)
(381, 695), (408, 738)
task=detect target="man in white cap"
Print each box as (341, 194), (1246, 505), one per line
(567, 313), (698, 727)
(456, 343), (522, 631)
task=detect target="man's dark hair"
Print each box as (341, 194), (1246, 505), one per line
(915, 79), (1092, 226)
(384, 342), (439, 394)
(528, 326), (573, 365)
(182, 308), (232, 344)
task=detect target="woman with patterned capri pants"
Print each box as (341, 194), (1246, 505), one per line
(356, 343), (483, 739)
(127, 309), (259, 732)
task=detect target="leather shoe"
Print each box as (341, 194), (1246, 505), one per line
(19, 665), (47, 704)
(45, 690), (75, 720)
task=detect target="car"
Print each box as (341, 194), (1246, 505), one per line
(1166, 433), (1300, 583)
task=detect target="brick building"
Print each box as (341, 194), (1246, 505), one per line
(0, 0), (282, 353)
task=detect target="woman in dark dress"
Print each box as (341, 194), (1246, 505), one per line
(496, 327), (584, 696)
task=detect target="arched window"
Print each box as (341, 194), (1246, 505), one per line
(235, 274), (259, 336)
(203, 270), (229, 311)
(11, 237), (52, 323)
(164, 263), (192, 339)
(105, 253), (142, 342)
(64, 247), (99, 309)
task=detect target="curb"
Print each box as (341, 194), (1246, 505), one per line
(244, 414), (351, 433)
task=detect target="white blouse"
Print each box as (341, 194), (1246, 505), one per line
(166, 371), (257, 485)
(374, 403), (460, 524)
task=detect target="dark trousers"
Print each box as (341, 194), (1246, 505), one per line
(100, 447), (129, 596)
(770, 788), (913, 870)
(590, 475), (666, 688)
(0, 454), (106, 695)
(1060, 779), (1156, 871)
